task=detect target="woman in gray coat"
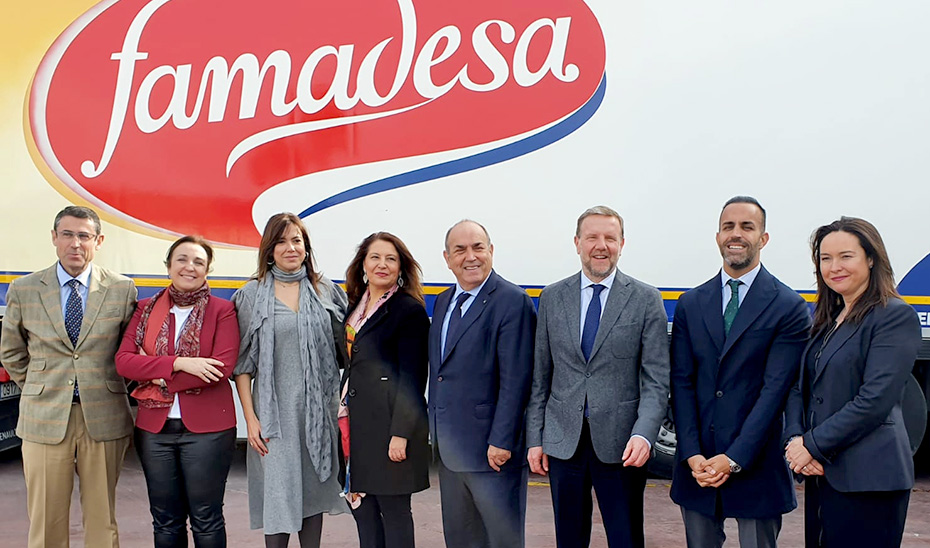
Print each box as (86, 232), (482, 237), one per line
(233, 213), (348, 548)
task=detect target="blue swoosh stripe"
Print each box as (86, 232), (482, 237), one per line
(299, 73), (608, 217)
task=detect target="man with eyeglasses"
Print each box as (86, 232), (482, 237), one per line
(1, 205), (137, 548)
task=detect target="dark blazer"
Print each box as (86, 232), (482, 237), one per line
(670, 267), (811, 518)
(115, 295), (240, 434)
(343, 291), (430, 495)
(784, 297), (921, 492)
(428, 270), (536, 472)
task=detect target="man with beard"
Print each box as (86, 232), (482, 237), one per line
(669, 196), (810, 548)
(527, 206), (669, 548)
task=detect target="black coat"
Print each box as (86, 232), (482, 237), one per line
(343, 291), (430, 495)
(670, 267), (811, 518)
(785, 297), (921, 492)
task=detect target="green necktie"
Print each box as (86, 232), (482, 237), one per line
(724, 279), (741, 336)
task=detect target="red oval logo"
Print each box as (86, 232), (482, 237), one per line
(31, 0), (607, 246)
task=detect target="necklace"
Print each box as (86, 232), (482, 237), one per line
(814, 321), (840, 364)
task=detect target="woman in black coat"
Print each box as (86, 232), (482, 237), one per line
(339, 232), (430, 548)
(785, 217), (921, 547)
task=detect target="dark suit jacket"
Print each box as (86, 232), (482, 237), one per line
(0, 264), (136, 444)
(115, 295), (240, 434)
(428, 270), (536, 472)
(670, 267), (811, 518)
(342, 291), (430, 495)
(784, 297), (920, 492)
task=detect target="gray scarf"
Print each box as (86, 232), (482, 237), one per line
(245, 265), (341, 482)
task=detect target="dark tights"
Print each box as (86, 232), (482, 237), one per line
(264, 514), (323, 548)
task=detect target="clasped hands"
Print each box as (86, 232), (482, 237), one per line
(687, 454), (732, 488)
(784, 436), (824, 476)
(138, 347), (225, 384)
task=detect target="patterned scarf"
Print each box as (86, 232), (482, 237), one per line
(130, 283), (211, 408)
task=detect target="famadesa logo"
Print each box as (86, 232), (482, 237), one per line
(29, 0), (607, 246)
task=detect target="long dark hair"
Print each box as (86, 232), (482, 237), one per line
(255, 213), (320, 293)
(810, 217), (898, 332)
(345, 232), (424, 309)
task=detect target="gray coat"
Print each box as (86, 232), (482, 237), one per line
(527, 269), (670, 463)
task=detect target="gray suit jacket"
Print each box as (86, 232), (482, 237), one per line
(527, 269), (670, 463)
(0, 263), (136, 444)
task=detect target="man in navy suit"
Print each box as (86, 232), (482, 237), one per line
(428, 220), (537, 548)
(669, 196), (811, 548)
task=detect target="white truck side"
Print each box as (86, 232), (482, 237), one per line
(1, 1), (929, 455)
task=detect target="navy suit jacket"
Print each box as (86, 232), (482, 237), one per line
(428, 270), (537, 472)
(784, 298), (920, 492)
(670, 266), (811, 518)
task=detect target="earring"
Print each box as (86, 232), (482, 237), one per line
(267, 259), (275, 266)
(305, 252), (309, 261)
(362, 272), (368, 284)
(397, 275), (404, 288)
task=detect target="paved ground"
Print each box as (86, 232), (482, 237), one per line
(1, 445), (930, 547)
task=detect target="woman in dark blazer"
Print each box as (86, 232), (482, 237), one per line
(785, 217), (921, 548)
(116, 235), (239, 548)
(340, 232), (430, 548)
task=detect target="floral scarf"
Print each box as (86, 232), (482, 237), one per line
(130, 283), (210, 408)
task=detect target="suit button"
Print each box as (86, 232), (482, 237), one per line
(709, 425), (715, 432)
(816, 397), (824, 404)
(577, 405), (583, 411)
(353, 345), (360, 353)
(715, 391), (723, 398)
(348, 389), (356, 397)
(437, 376), (443, 382)
(585, 372), (591, 378)
(68, 380), (74, 386)
(73, 354), (79, 360)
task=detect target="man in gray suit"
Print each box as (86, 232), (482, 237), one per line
(527, 205), (670, 548)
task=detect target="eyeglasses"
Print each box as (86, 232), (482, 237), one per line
(57, 230), (98, 243)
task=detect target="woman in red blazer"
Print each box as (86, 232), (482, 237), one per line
(116, 235), (240, 548)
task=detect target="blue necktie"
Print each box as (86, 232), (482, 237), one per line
(724, 279), (741, 336)
(581, 284), (605, 361)
(444, 292), (472, 359)
(65, 279), (83, 399)
(65, 279), (83, 347)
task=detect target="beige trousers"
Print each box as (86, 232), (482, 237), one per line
(21, 404), (130, 548)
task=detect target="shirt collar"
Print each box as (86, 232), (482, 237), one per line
(720, 262), (761, 289)
(581, 269), (616, 291)
(57, 262), (92, 289)
(453, 272), (491, 300)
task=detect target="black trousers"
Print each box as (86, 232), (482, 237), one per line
(437, 459), (528, 548)
(350, 493), (415, 548)
(804, 476), (909, 548)
(548, 419), (647, 548)
(135, 421), (236, 548)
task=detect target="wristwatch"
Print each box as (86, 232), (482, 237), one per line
(726, 456), (742, 474)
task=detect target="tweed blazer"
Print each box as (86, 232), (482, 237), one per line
(0, 263), (137, 443)
(527, 269), (670, 463)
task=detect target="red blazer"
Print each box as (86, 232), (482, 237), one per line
(116, 295), (239, 434)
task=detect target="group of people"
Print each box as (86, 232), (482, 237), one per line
(0, 198), (921, 548)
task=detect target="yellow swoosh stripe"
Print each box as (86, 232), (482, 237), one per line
(1, 275), (928, 304)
